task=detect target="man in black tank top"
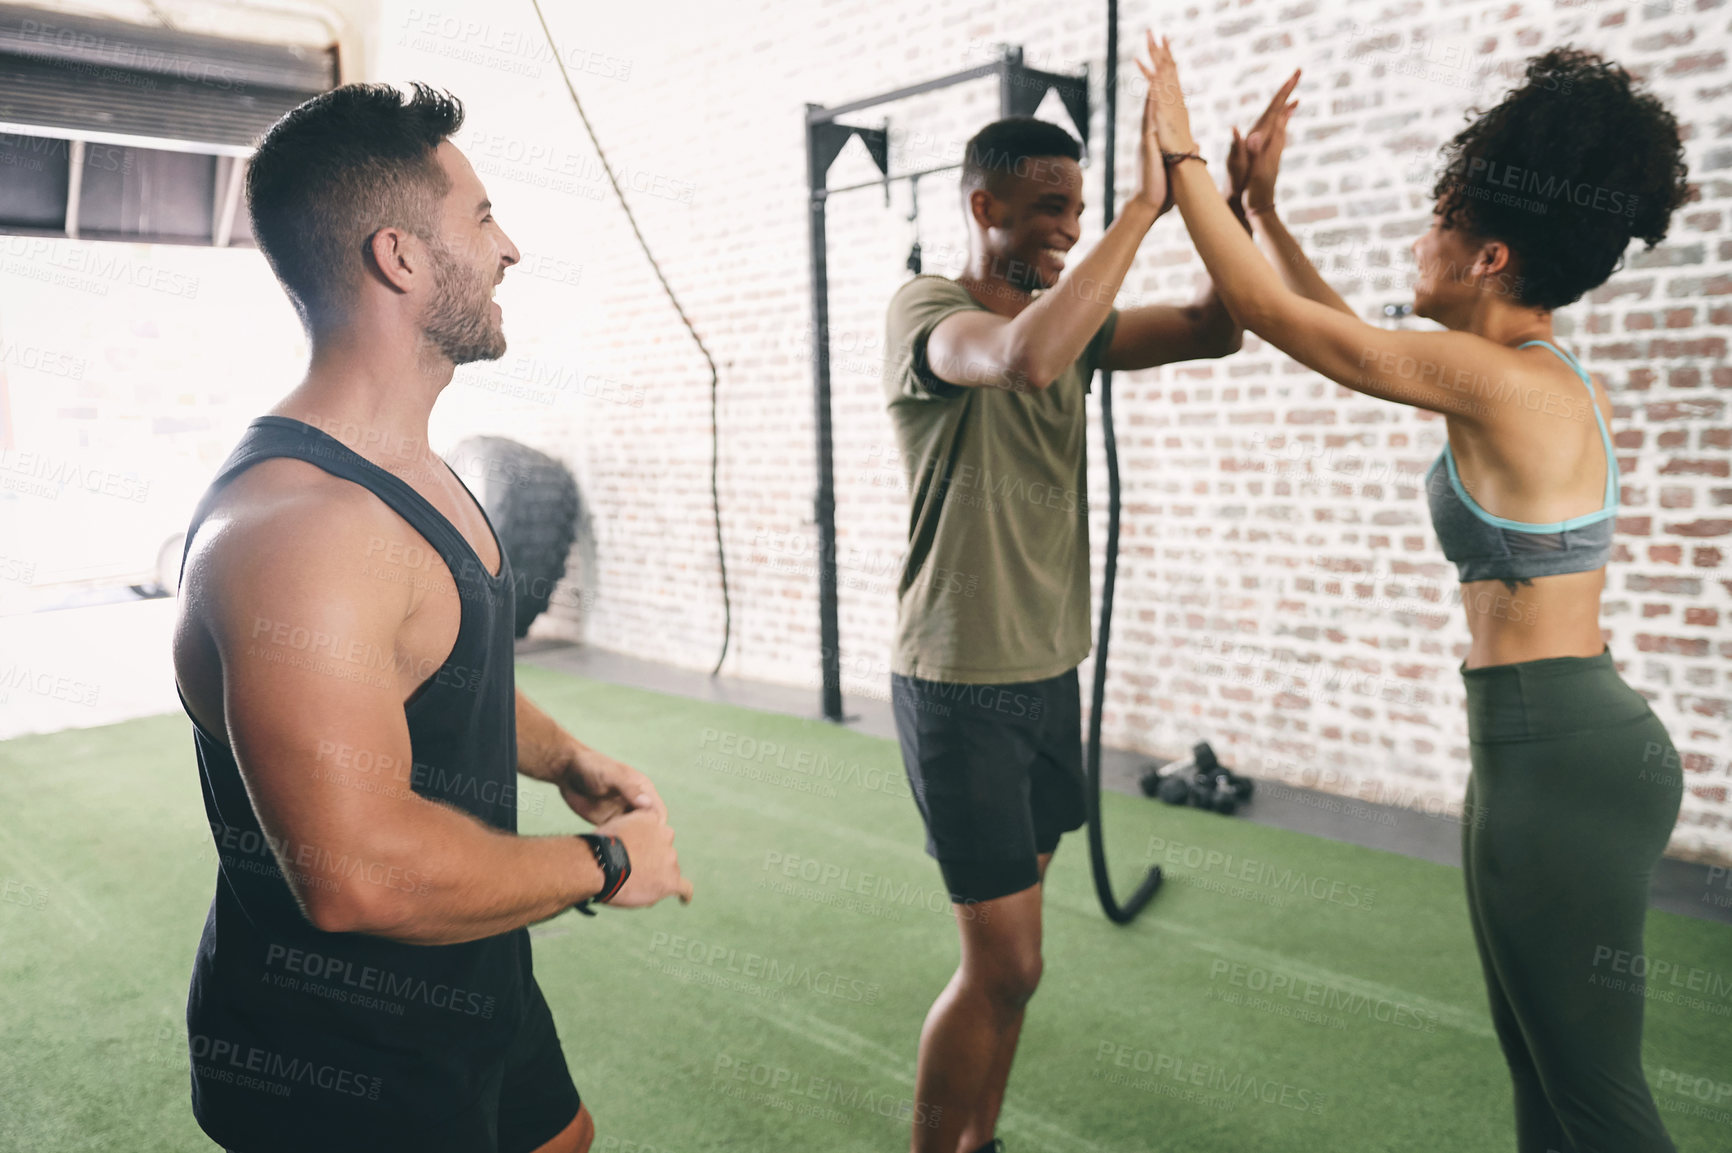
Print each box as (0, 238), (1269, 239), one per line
(171, 84), (693, 1153)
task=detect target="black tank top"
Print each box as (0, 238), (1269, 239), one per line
(176, 415), (528, 1151)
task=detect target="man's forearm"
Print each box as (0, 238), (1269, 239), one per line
(516, 688), (582, 786)
(310, 800), (606, 945)
(309, 690), (634, 944)
(1011, 199), (1160, 384)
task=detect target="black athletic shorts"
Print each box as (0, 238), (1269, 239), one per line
(221, 977), (580, 1153)
(891, 667), (1088, 903)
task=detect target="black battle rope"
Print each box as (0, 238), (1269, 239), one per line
(1086, 0), (1164, 923)
(529, 0), (732, 676)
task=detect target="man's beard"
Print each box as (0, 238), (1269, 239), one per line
(422, 238), (504, 365)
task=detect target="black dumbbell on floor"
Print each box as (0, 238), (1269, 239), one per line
(1139, 741), (1254, 815)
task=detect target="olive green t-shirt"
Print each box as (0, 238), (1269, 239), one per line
(881, 274), (1120, 684)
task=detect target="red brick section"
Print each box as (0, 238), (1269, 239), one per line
(538, 0), (1730, 864)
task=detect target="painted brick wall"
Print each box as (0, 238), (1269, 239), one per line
(15, 2), (1710, 857)
(494, 0), (1728, 863)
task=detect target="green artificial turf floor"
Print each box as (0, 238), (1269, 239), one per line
(1, 663), (1728, 1151)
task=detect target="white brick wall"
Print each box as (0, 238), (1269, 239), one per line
(475, 0), (1730, 861)
(5, 0), (1721, 861)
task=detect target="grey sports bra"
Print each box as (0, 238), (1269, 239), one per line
(1424, 339), (1618, 583)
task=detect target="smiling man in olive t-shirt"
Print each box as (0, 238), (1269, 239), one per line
(882, 109), (1252, 1153)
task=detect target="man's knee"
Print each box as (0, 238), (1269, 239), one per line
(977, 949), (1043, 1011)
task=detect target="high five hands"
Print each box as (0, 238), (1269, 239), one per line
(1137, 33), (1199, 156)
(1138, 30), (1300, 213)
(1130, 41), (1175, 215)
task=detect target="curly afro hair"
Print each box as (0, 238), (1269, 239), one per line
(1429, 46), (1692, 311)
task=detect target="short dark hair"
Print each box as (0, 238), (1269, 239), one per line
(1429, 46), (1691, 311)
(246, 82), (465, 333)
(960, 117), (1082, 198)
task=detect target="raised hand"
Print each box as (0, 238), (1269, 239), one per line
(1136, 32), (1197, 155)
(1243, 70), (1301, 212)
(1130, 51), (1172, 215)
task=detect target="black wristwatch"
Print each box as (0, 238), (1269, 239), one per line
(572, 833), (631, 916)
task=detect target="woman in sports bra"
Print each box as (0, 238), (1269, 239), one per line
(1140, 34), (1693, 1152)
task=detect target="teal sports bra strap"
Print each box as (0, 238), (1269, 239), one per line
(1518, 338), (1590, 386)
(1517, 339), (1617, 509)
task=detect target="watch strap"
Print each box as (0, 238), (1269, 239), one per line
(572, 832), (631, 916)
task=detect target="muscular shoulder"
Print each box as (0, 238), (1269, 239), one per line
(184, 458), (415, 640)
(201, 457), (406, 560)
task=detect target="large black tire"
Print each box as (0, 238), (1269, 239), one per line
(447, 437), (581, 638)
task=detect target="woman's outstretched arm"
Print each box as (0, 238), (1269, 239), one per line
(1227, 71), (1356, 317)
(1138, 31), (1523, 422)
(1248, 205), (1356, 316)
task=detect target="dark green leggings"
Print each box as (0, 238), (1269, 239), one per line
(1461, 646), (1684, 1153)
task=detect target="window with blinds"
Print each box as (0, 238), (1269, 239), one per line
(0, 2), (337, 246)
